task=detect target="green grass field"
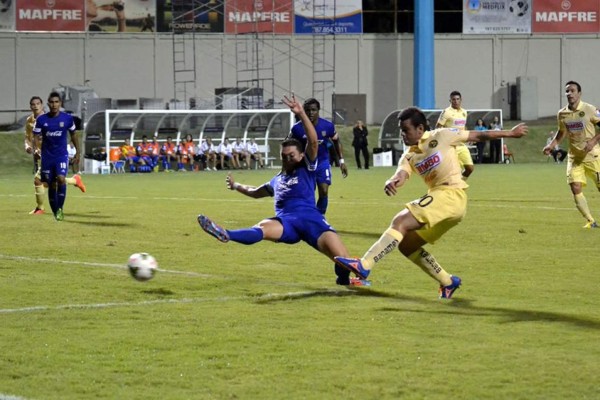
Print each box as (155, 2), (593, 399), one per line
(1, 132), (599, 399)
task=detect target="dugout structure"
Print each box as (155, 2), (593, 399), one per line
(379, 109), (505, 164)
(83, 109), (294, 172)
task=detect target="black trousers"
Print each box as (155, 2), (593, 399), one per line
(354, 145), (369, 169)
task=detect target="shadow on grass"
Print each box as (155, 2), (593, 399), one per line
(142, 288), (176, 296)
(335, 230), (383, 240)
(60, 219), (137, 228)
(256, 288), (600, 330)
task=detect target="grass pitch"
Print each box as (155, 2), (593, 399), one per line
(1, 163), (599, 399)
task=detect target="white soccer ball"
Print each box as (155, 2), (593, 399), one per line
(508, 0), (529, 17)
(127, 252), (158, 282)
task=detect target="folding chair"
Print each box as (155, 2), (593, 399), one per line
(111, 160), (126, 173)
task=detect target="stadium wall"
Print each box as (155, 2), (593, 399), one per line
(1, 32), (600, 125)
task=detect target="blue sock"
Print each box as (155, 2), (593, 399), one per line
(317, 196), (328, 215)
(228, 227), (263, 245)
(56, 184), (66, 209)
(177, 162), (184, 170)
(48, 187), (57, 213)
(130, 164), (136, 173)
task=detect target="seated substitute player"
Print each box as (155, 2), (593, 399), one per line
(233, 137), (250, 169)
(288, 97), (348, 214)
(160, 136), (177, 172)
(199, 138), (218, 171)
(197, 94), (361, 286)
(120, 138), (137, 172)
(32, 92), (83, 221)
(25, 96), (85, 214)
(335, 107), (528, 298)
(246, 137), (265, 169)
(177, 134), (196, 171)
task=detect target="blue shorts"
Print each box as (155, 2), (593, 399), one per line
(274, 211), (336, 250)
(316, 162), (332, 186)
(41, 155), (69, 184)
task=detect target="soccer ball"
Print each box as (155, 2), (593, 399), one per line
(508, 0), (529, 17)
(127, 252), (158, 282)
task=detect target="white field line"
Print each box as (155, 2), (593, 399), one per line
(0, 290), (343, 315)
(0, 394), (31, 400)
(0, 254), (211, 278)
(0, 193), (574, 210)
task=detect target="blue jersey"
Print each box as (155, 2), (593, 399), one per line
(290, 117), (336, 165)
(268, 156), (318, 217)
(33, 111), (76, 160)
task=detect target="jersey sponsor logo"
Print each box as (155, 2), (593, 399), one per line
(454, 119), (466, 127)
(415, 152), (441, 175)
(565, 121), (584, 131)
(46, 130), (63, 137)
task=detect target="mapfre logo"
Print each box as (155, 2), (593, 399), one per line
(533, 0), (600, 33)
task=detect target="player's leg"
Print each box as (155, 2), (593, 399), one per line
(316, 165), (332, 214)
(456, 144), (474, 179)
(354, 146), (362, 169)
(568, 161), (596, 227)
(65, 174), (86, 193)
(31, 167), (46, 214)
(362, 145), (370, 169)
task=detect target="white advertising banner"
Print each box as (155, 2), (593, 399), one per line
(463, 0), (532, 34)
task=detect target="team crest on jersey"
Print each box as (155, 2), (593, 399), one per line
(59, 122), (64, 127)
(429, 140), (438, 148)
(579, 111), (585, 117)
(415, 152), (441, 175)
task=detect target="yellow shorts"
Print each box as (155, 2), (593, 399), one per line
(566, 157), (600, 188)
(456, 144), (473, 168)
(406, 188), (467, 244)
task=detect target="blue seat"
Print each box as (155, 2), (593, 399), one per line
(111, 160), (126, 173)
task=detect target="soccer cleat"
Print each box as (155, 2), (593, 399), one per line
(29, 207), (45, 215)
(334, 256), (370, 280)
(439, 275), (462, 299)
(54, 208), (64, 221)
(197, 214), (229, 243)
(583, 221), (598, 228)
(349, 277), (372, 287)
(73, 174), (86, 193)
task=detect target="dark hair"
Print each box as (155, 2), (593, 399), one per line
(565, 80), (581, 92)
(47, 91), (61, 101)
(450, 90), (462, 98)
(303, 98), (320, 110)
(280, 138), (304, 153)
(398, 107), (427, 129)
(29, 96), (43, 105)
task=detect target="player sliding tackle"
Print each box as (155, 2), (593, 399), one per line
(197, 93), (362, 286)
(335, 107), (528, 298)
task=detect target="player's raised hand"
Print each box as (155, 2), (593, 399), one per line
(340, 162), (348, 178)
(282, 93), (303, 116)
(510, 123), (528, 138)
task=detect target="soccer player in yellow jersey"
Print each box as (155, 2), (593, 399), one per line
(336, 107), (528, 298)
(543, 81), (600, 228)
(25, 96), (86, 215)
(436, 90), (474, 179)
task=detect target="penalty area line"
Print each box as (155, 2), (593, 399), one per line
(0, 254), (211, 278)
(0, 289), (345, 315)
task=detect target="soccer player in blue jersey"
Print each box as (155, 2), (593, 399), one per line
(288, 98), (348, 214)
(197, 94), (361, 286)
(32, 92), (80, 221)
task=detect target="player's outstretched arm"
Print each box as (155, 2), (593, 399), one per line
(467, 123), (528, 142)
(332, 137), (348, 178)
(226, 173), (269, 198)
(282, 93), (318, 160)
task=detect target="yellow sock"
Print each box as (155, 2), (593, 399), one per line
(574, 193), (594, 222)
(35, 184), (45, 210)
(407, 248), (452, 286)
(65, 176), (76, 185)
(361, 227), (404, 270)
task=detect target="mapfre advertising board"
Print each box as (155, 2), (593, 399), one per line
(225, 0), (293, 34)
(532, 0), (600, 33)
(16, 0), (85, 31)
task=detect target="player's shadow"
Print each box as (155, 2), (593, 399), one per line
(59, 219), (138, 228)
(255, 288), (600, 330)
(142, 288), (175, 296)
(335, 229), (383, 240)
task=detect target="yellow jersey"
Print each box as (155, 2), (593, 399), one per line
(25, 113), (37, 149)
(557, 100), (600, 163)
(437, 106), (467, 130)
(398, 128), (469, 190)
